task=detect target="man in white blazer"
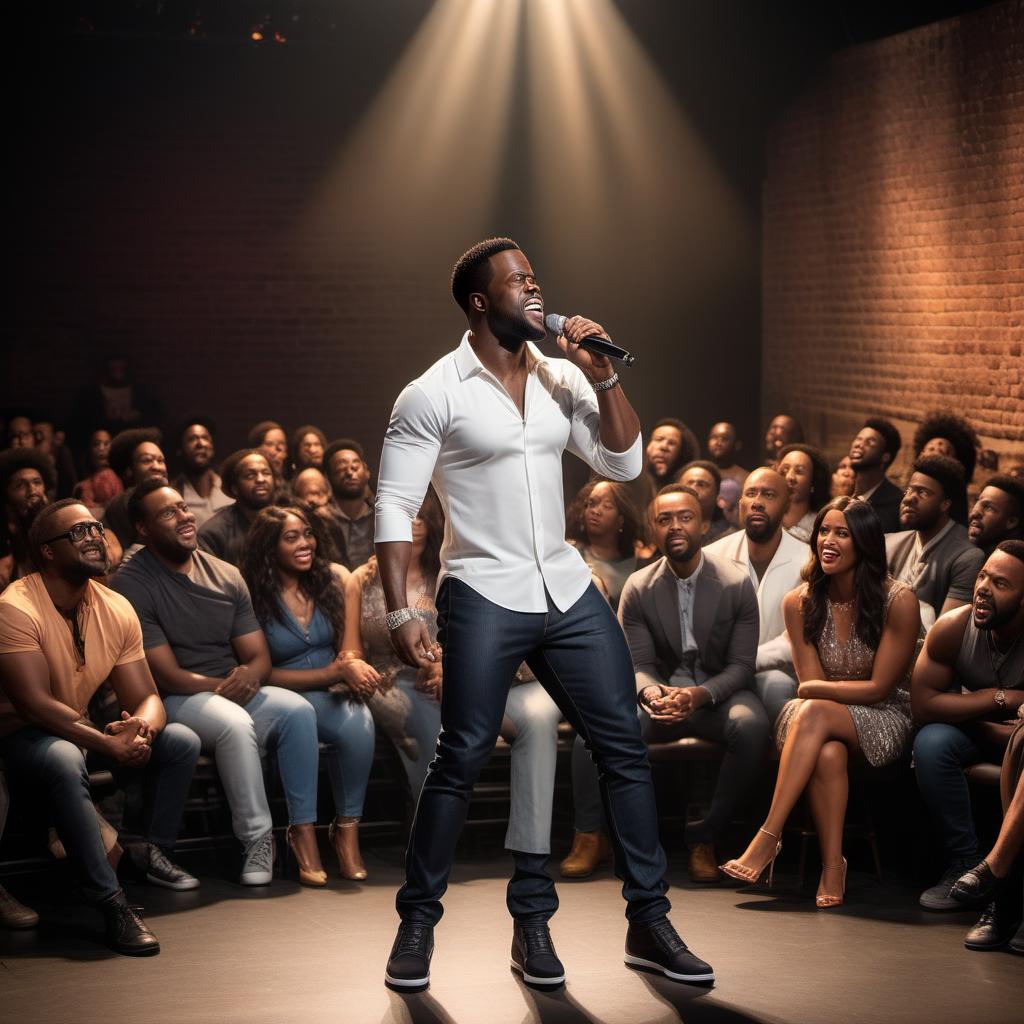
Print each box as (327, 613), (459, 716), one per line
(705, 467), (809, 725)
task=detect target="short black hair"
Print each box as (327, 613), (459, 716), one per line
(679, 459), (722, 489)
(912, 454), (966, 511)
(27, 498), (86, 564)
(653, 482), (703, 517)
(995, 538), (1024, 565)
(219, 449), (269, 499)
(108, 427), (162, 480)
(0, 446), (57, 496)
(912, 411), (979, 481)
(323, 438), (367, 467)
(982, 475), (1024, 516)
(451, 237), (520, 313)
(862, 417), (902, 461)
(246, 420), (284, 448)
(776, 442), (832, 512)
(176, 417), (217, 445)
(127, 477), (175, 527)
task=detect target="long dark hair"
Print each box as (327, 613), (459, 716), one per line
(801, 496), (888, 649)
(566, 478), (644, 559)
(240, 505), (345, 646)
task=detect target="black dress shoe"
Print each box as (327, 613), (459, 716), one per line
(951, 860), (1000, 906)
(964, 901), (1022, 951)
(97, 889), (160, 956)
(511, 922), (566, 987)
(385, 922), (434, 989)
(625, 918), (715, 983)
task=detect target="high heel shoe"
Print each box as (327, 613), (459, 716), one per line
(719, 827), (783, 887)
(816, 858), (847, 908)
(329, 817), (367, 881)
(286, 825), (327, 887)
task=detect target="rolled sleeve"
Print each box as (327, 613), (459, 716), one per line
(565, 366), (642, 482)
(375, 383), (444, 544)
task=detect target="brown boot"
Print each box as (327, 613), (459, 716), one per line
(687, 842), (722, 883)
(0, 884), (38, 929)
(559, 830), (612, 878)
(329, 817), (367, 880)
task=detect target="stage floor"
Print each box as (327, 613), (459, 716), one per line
(2, 846), (1021, 1024)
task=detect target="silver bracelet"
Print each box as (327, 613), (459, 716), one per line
(385, 607), (416, 631)
(591, 372), (620, 393)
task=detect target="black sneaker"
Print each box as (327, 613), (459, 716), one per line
(511, 922), (565, 987)
(919, 859), (988, 912)
(964, 901), (1022, 951)
(625, 918), (715, 983)
(385, 922), (434, 989)
(97, 889), (160, 956)
(126, 843), (200, 891)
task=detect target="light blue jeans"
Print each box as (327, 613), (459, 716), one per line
(301, 690), (376, 818)
(163, 686), (318, 842)
(754, 668), (798, 728)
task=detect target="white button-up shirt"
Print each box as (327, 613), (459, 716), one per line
(374, 332), (642, 612)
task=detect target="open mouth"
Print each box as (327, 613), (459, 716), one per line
(177, 525), (196, 540)
(820, 548), (841, 565)
(524, 299), (544, 316)
(968, 521), (982, 536)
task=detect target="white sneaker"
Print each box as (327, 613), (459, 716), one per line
(240, 831), (275, 885)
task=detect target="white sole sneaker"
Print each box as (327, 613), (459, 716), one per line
(510, 959), (566, 986)
(146, 871), (200, 891)
(384, 971), (429, 988)
(624, 954), (715, 983)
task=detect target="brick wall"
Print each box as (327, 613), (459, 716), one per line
(763, 0), (1024, 481)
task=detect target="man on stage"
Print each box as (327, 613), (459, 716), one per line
(375, 237), (715, 990)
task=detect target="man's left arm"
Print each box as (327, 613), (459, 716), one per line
(695, 579), (759, 707)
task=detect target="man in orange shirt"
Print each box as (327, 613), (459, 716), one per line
(0, 499), (200, 955)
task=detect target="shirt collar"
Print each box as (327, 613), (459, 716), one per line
(669, 551), (705, 588)
(454, 331), (545, 382)
(917, 517), (956, 557)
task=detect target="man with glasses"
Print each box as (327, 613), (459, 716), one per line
(0, 499), (201, 954)
(111, 478), (318, 886)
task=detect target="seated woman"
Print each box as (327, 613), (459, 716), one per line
(339, 490), (562, 871)
(241, 505), (376, 883)
(776, 443), (831, 543)
(952, 712), (1024, 952)
(566, 478), (645, 611)
(721, 496), (920, 906)
(73, 429), (123, 518)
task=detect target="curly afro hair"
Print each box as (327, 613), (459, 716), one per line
(912, 412), (980, 482)
(450, 237), (520, 313)
(108, 427), (162, 480)
(0, 446), (57, 496)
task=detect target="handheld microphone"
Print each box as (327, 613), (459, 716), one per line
(545, 313), (636, 367)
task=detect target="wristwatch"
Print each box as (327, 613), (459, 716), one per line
(385, 607), (416, 632)
(994, 689), (1007, 711)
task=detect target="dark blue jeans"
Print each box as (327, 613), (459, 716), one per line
(396, 578), (671, 926)
(0, 724), (201, 902)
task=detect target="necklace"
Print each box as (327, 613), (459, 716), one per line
(986, 628), (1022, 688)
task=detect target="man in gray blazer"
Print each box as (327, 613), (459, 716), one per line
(621, 483), (769, 883)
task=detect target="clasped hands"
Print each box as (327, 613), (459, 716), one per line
(215, 664), (261, 706)
(104, 711), (155, 766)
(640, 684), (710, 723)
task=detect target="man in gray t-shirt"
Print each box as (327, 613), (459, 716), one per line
(110, 479), (318, 886)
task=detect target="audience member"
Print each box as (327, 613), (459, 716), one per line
(775, 443), (830, 543)
(623, 484), (767, 882)
(290, 425), (327, 474)
(6, 414), (35, 450)
(111, 479), (321, 887)
(706, 468), (809, 725)
(104, 428), (168, 549)
(197, 449), (273, 567)
(566, 479), (644, 610)
(678, 460), (735, 546)
(73, 429), (122, 517)
(240, 505), (376, 882)
(831, 455), (856, 499)
(324, 439), (376, 570)
(32, 416), (77, 498)
(951, 714), (1024, 953)
(247, 420), (288, 480)
(1, 449), (56, 586)
(642, 418), (700, 505)
(913, 411), (980, 486)
(886, 455), (984, 629)
(172, 422), (233, 529)
(68, 353), (162, 454)
(850, 417), (904, 532)
(911, 541), (1024, 921)
(340, 492), (562, 879)
(721, 497), (920, 907)
(967, 475), (1024, 557)
(717, 477), (741, 529)
(0, 499), (200, 955)
(706, 422), (748, 485)
(291, 466), (349, 565)
(763, 414), (804, 467)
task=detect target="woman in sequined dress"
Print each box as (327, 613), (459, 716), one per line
(721, 496), (920, 906)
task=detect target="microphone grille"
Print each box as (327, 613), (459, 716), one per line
(544, 313), (566, 335)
